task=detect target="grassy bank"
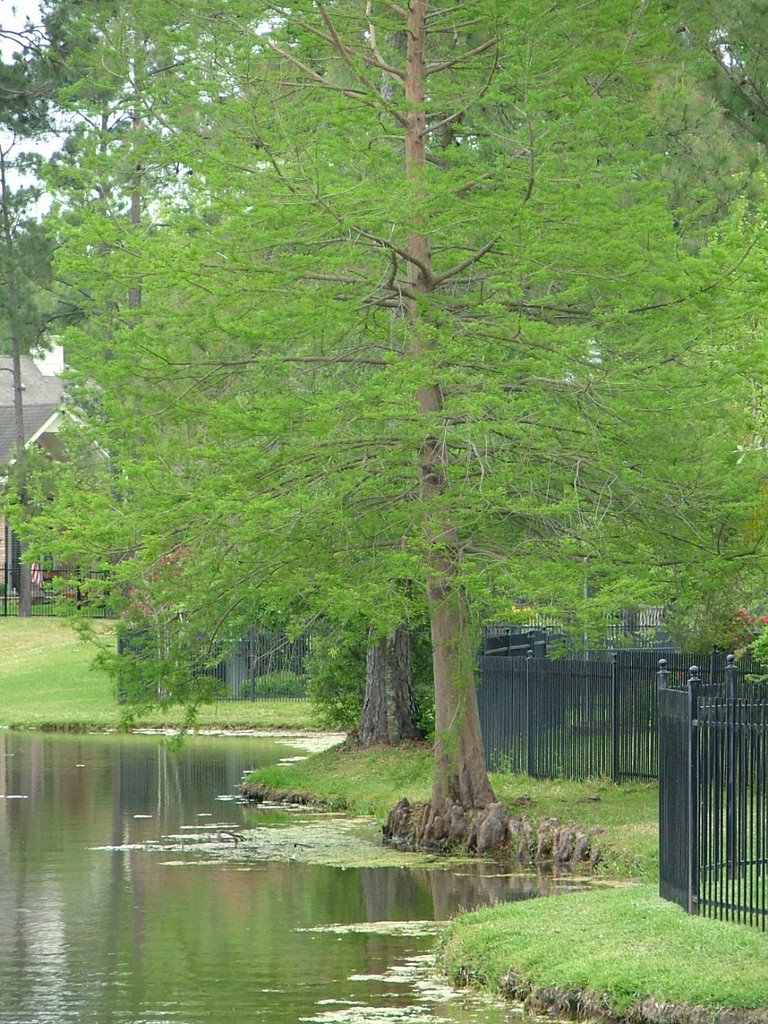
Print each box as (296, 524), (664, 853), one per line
(0, 618), (317, 731)
(246, 744), (659, 880)
(438, 884), (768, 1014)
(9, 616), (763, 1018)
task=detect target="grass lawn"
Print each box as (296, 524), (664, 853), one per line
(439, 884), (768, 1012)
(0, 617), (317, 731)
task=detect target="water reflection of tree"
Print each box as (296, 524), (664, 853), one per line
(361, 860), (570, 923)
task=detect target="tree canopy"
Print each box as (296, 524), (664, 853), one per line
(20, 0), (768, 817)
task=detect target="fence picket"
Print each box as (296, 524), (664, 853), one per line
(657, 655), (768, 931)
(0, 562), (112, 618)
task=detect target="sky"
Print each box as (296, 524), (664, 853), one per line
(1, 0), (59, 210)
(0, 0), (42, 59)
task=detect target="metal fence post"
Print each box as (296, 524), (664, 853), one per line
(526, 646), (534, 777)
(611, 651), (619, 783)
(725, 653), (736, 878)
(725, 651), (736, 702)
(688, 664), (701, 915)
(657, 658), (668, 691)
(710, 644), (720, 686)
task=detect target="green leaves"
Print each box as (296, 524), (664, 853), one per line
(24, 0), (768, 701)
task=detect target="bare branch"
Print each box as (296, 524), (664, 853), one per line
(382, 0), (408, 16)
(453, 172), (494, 195)
(314, 2), (404, 97)
(283, 354), (388, 366)
(432, 237), (499, 287)
(422, 108), (466, 137)
(301, 272), (367, 284)
(270, 36), (408, 126)
(268, 43), (370, 102)
(366, 1), (406, 80)
(426, 36), (498, 76)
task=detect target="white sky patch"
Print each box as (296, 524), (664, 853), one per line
(1, 0), (41, 59)
(1, 0), (61, 212)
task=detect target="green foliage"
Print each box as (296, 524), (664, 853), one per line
(251, 671), (307, 699)
(305, 626), (367, 733)
(681, 1), (768, 154)
(20, 0), (768, 747)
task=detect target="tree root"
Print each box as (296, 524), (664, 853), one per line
(383, 796), (602, 869)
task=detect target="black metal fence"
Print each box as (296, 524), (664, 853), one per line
(117, 627), (311, 702)
(659, 659), (768, 930)
(481, 607), (671, 654)
(0, 562), (113, 618)
(476, 647), (766, 782)
(206, 628), (311, 700)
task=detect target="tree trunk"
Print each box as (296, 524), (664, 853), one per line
(428, 579), (495, 808)
(358, 624), (421, 746)
(403, 0), (495, 812)
(0, 146), (30, 617)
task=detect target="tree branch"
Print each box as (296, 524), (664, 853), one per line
(432, 237), (499, 287)
(426, 36), (498, 76)
(282, 354), (388, 366)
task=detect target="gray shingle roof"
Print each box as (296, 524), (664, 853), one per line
(0, 355), (65, 463)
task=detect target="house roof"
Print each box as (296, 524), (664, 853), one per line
(0, 355), (66, 463)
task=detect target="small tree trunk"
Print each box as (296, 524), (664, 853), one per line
(0, 148), (30, 617)
(358, 625), (421, 746)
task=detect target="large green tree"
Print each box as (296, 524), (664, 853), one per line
(30, 0), (768, 829)
(0, 18), (62, 615)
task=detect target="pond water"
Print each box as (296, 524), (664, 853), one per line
(0, 731), (575, 1024)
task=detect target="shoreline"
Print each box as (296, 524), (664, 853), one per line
(438, 884), (768, 1021)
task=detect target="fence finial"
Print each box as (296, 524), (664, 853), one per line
(659, 659), (671, 692)
(725, 652), (736, 701)
(688, 665), (701, 685)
